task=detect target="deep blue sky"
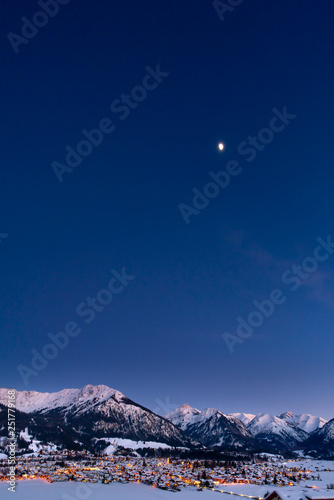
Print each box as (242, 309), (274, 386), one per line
(1, 0), (334, 420)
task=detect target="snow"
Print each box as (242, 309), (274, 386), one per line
(167, 406), (254, 431)
(1, 458), (333, 499)
(19, 427), (32, 441)
(209, 459), (334, 499)
(2, 473), (334, 500)
(278, 413), (327, 434)
(0, 385), (189, 451)
(1, 386), (331, 455)
(164, 404), (201, 430)
(93, 437), (173, 454)
(318, 419), (334, 441)
(19, 427), (57, 453)
(231, 413), (256, 426)
(217, 484), (333, 500)
(0, 480), (219, 499)
(166, 405), (229, 429)
(0, 385), (123, 414)
(201, 408), (222, 419)
(247, 413), (306, 442)
(166, 407), (328, 445)
(306, 494), (334, 500)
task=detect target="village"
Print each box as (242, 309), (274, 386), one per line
(1, 451), (334, 496)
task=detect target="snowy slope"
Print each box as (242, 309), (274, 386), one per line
(0, 481), (223, 500)
(247, 413), (309, 451)
(0, 386), (194, 450)
(165, 405), (255, 450)
(164, 404), (201, 431)
(320, 418), (334, 441)
(278, 412), (327, 434)
(92, 437), (173, 455)
(230, 413), (256, 425)
(0, 385), (123, 414)
(304, 418), (334, 458)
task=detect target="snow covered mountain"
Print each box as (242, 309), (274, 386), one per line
(0, 385), (124, 415)
(230, 413), (256, 426)
(164, 404), (201, 431)
(277, 411), (327, 434)
(0, 386), (194, 452)
(303, 418), (334, 458)
(165, 406), (330, 453)
(165, 405), (256, 451)
(246, 413), (309, 452)
(1, 387), (331, 457)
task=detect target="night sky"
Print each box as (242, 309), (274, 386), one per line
(1, 0), (334, 420)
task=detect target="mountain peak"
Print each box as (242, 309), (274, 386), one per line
(0, 385), (193, 452)
(179, 403), (195, 410)
(164, 404), (201, 431)
(201, 408), (222, 418)
(230, 412), (256, 425)
(278, 411), (295, 419)
(278, 412), (327, 434)
(165, 405), (254, 450)
(0, 385), (123, 414)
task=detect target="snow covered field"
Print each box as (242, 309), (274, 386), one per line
(0, 480), (216, 499)
(93, 437), (173, 454)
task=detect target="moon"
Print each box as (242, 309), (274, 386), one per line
(218, 142), (225, 151)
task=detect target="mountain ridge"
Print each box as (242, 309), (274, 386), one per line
(0, 385), (196, 452)
(0, 386), (331, 457)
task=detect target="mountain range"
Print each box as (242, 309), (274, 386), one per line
(165, 405), (332, 456)
(0, 385), (195, 453)
(0, 385), (333, 458)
